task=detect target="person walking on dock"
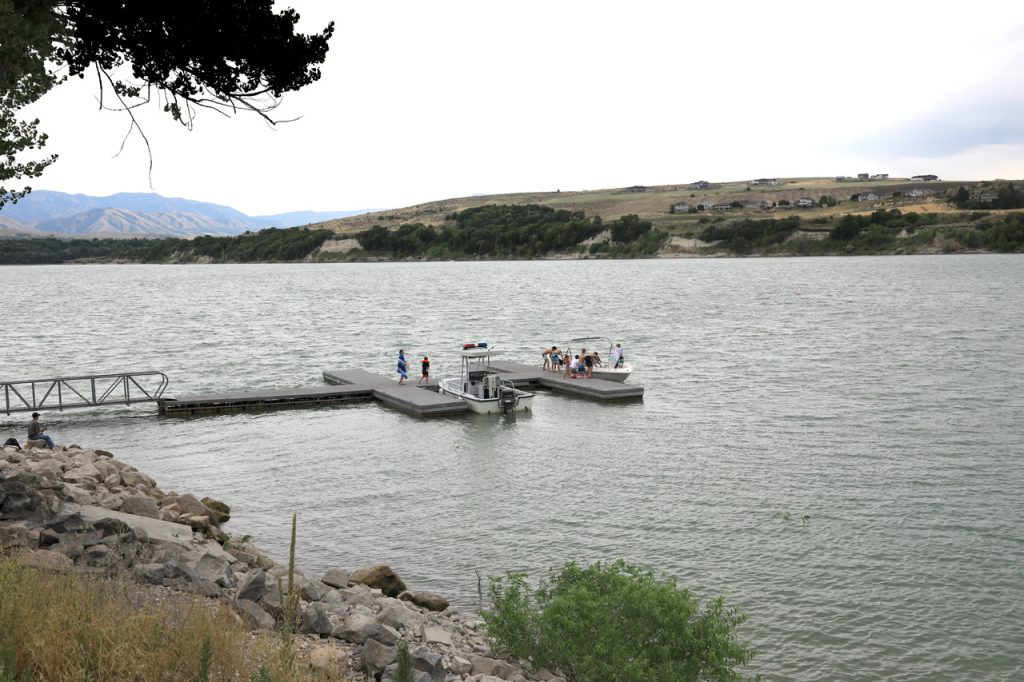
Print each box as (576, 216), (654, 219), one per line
(397, 349), (410, 384)
(418, 356), (430, 384)
(27, 412), (55, 449)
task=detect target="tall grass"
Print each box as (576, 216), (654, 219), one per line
(0, 557), (329, 681)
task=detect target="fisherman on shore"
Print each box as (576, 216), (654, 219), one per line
(27, 412), (55, 449)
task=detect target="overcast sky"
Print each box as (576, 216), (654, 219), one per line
(21, 0), (1024, 216)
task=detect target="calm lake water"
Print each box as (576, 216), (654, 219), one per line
(1, 256), (1022, 681)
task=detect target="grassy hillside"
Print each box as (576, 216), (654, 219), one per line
(316, 176), (981, 237)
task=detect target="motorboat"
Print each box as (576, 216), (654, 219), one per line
(438, 343), (534, 414)
(565, 337), (633, 383)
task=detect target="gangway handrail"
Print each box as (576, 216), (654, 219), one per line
(1, 371), (169, 415)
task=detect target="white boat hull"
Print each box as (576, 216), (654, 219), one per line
(590, 364), (632, 383)
(438, 379), (534, 414)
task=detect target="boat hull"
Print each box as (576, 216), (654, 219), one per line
(438, 380), (533, 414)
(590, 365), (632, 383)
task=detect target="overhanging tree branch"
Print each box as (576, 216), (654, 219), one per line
(1, 0), (334, 207)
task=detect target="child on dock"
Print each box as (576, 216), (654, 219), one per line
(418, 356), (430, 384)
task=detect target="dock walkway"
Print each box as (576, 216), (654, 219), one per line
(158, 362), (642, 417)
(157, 384), (375, 416)
(488, 361), (644, 400)
(322, 369), (467, 416)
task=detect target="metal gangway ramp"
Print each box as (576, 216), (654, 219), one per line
(1, 371), (169, 415)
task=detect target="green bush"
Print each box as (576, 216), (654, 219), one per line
(482, 560), (757, 682)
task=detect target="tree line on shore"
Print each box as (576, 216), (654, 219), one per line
(0, 227), (335, 265)
(350, 204), (667, 260)
(696, 210), (1024, 255)
(1, 205), (1022, 264)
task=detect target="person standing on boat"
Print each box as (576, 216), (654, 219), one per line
(581, 348), (595, 378)
(611, 343), (624, 369)
(418, 356), (430, 384)
(397, 349), (409, 384)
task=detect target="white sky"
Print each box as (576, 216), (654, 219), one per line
(21, 0), (1024, 216)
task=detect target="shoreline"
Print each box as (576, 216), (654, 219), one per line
(0, 442), (556, 682)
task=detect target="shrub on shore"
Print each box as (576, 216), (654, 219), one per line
(0, 558), (326, 681)
(482, 559), (759, 682)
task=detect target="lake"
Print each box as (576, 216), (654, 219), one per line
(1, 255), (1022, 681)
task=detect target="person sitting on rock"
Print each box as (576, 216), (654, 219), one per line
(27, 412), (55, 449)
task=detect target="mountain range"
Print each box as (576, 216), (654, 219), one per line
(0, 191), (371, 238)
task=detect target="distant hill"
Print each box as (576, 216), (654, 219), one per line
(316, 176), (986, 235)
(0, 190), (372, 238)
(253, 209), (373, 226)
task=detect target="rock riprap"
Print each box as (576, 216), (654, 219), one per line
(0, 443), (563, 682)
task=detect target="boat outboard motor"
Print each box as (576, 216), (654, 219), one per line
(499, 386), (519, 414)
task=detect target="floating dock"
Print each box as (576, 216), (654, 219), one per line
(487, 361), (644, 401)
(158, 363), (642, 417)
(157, 384), (376, 416)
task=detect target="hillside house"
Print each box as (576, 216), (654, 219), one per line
(709, 203), (733, 211)
(857, 192), (881, 202)
(870, 173), (889, 180)
(911, 174), (939, 181)
(688, 180), (710, 190)
(907, 188), (933, 198)
(836, 176), (849, 182)
(857, 173), (870, 180)
(796, 198), (816, 207)
(625, 185), (647, 193)
(672, 202), (691, 213)
(751, 178), (779, 186)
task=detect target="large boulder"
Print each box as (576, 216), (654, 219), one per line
(320, 567), (350, 588)
(382, 646), (445, 682)
(471, 656), (516, 679)
(398, 590), (449, 612)
(420, 624), (453, 646)
(0, 522), (30, 549)
(236, 568), (271, 603)
(22, 548), (74, 570)
(158, 493), (212, 523)
(332, 612), (399, 645)
(1, 472), (48, 523)
(187, 551), (235, 588)
(377, 600), (426, 632)
(301, 602), (335, 635)
(362, 638), (396, 679)
(120, 495), (160, 519)
(234, 599), (275, 630)
(200, 497), (230, 524)
(119, 469), (156, 490)
(349, 564), (406, 597)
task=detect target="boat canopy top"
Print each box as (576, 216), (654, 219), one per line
(567, 336), (614, 349)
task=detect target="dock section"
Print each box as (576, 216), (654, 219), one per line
(489, 361), (644, 401)
(158, 384), (374, 416)
(158, 362), (641, 418)
(322, 369), (467, 416)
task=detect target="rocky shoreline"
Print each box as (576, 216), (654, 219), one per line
(0, 443), (559, 682)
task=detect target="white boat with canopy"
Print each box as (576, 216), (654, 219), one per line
(438, 344), (534, 414)
(565, 337), (633, 383)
